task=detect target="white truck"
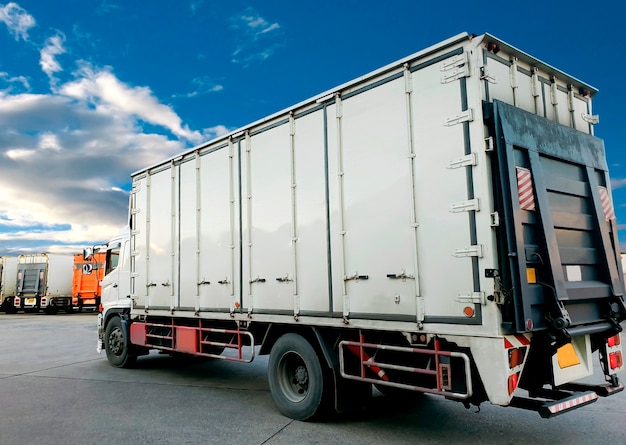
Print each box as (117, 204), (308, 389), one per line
(1, 256), (18, 312)
(10, 253), (74, 314)
(97, 32), (626, 420)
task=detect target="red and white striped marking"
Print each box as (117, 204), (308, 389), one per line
(516, 167), (536, 211)
(504, 334), (531, 349)
(598, 186), (615, 220)
(547, 392), (598, 414)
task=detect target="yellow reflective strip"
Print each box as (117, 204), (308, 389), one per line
(527, 268), (537, 284)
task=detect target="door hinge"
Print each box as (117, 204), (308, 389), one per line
(448, 152), (477, 169)
(449, 198), (480, 213)
(480, 66), (496, 84)
(455, 292), (485, 304)
(453, 245), (483, 258)
(445, 108), (474, 127)
(441, 53), (470, 83)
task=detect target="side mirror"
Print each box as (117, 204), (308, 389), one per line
(83, 247), (93, 260)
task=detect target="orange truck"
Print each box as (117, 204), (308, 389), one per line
(72, 252), (105, 311)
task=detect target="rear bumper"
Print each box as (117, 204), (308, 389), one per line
(511, 379), (624, 418)
(46, 297), (72, 308)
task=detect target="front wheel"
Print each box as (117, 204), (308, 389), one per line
(268, 333), (329, 421)
(104, 316), (136, 368)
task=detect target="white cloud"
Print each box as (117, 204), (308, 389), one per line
(40, 34), (66, 79)
(0, 81), (194, 255)
(611, 178), (626, 190)
(238, 9), (280, 38)
(173, 76), (224, 99)
(230, 7), (283, 65)
(5, 148), (34, 160)
(0, 4), (239, 255)
(60, 64), (203, 143)
(96, 0), (121, 15)
(0, 72), (30, 92)
(202, 125), (230, 141)
(38, 132), (61, 151)
(0, 2), (35, 41)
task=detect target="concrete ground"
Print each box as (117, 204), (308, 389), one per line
(1, 313), (625, 445)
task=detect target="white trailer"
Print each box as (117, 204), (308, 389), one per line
(1, 256), (18, 312)
(97, 32), (626, 420)
(11, 253), (74, 314)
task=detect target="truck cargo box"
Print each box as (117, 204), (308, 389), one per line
(130, 33), (623, 334)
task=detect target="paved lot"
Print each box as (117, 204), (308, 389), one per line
(1, 313), (626, 445)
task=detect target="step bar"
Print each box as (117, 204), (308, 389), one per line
(511, 380), (624, 418)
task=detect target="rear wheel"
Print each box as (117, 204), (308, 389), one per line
(105, 316), (136, 368)
(268, 333), (328, 421)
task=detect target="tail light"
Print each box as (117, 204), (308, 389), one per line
(604, 334), (624, 374)
(609, 352), (623, 370)
(608, 334), (621, 347)
(508, 372), (519, 395)
(509, 347), (527, 369)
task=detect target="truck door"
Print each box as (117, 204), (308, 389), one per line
(17, 261), (46, 308)
(131, 169), (178, 312)
(101, 240), (131, 306)
(489, 99), (626, 339)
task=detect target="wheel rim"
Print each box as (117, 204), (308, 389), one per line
(277, 351), (309, 403)
(108, 327), (124, 356)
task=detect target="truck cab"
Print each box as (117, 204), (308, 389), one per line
(97, 230), (132, 353)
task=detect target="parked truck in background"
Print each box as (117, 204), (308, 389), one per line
(97, 32), (625, 420)
(72, 251), (105, 312)
(9, 253), (74, 314)
(0, 256), (18, 312)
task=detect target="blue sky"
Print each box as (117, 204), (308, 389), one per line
(0, 0), (624, 256)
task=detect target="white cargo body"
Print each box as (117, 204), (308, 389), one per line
(13, 253), (74, 313)
(98, 33), (625, 420)
(1, 256), (18, 311)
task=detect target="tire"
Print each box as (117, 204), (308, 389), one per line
(104, 317), (136, 368)
(268, 333), (328, 421)
(5, 299), (17, 314)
